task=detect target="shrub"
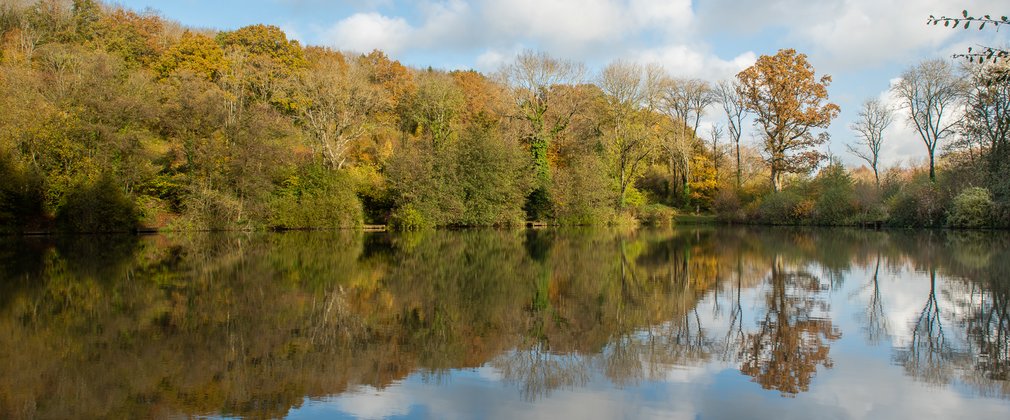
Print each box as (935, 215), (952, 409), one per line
(388, 204), (429, 231)
(947, 187), (993, 229)
(850, 181), (885, 224)
(552, 154), (616, 225)
(812, 162), (855, 225)
(387, 125), (530, 227)
(268, 167), (363, 229)
(886, 180), (947, 228)
(56, 175), (138, 233)
(637, 204), (676, 227)
(756, 191), (803, 224)
(176, 187), (245, 231)
(713, 189), (745, 222)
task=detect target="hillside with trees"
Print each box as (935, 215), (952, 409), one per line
(1, 1), (1007, 232)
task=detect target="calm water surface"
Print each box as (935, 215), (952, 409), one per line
(1, 227), (1009, 419)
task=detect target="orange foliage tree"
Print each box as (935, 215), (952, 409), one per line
(737, 49), (839, 191)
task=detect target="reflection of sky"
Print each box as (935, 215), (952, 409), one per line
(287, 258), (1010, 419)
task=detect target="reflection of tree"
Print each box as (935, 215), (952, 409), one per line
(7, 226), (1010, 418)
(492, 344), (590, 401)
(859, 254), (889, 345)
(739, 257), (840, 395)
(894, 267), (967, 385)
(721, 254), (746, 361)
(963, 280), (1010, 397)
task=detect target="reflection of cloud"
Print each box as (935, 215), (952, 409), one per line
(879, 264), (934, 348)
(332, 385), (413, 419)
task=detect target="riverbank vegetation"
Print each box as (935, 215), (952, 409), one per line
(1, 1), (1007, 232)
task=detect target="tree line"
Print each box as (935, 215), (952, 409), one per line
(0, 0), (1006, 232)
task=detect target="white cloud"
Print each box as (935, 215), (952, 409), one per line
(697, 0), (1007, 70)
(631, 46), (756, 81)
(322, 12), (413, 53)
(474, 48), (514, 72)
(629, 0), (693, 30)
(481, 0), (627, 49)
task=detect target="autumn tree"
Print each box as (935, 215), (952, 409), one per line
(714, 80), (749, 189)
(450, 69), (508, 127)
(216, 24), (306, 111)
(155, 31), (227, 81)
(598, 61), (662, 208)
(847, 98), (893, 189)
(892, 59), (963, 182)
(708, 123), (724, 180)
(91, 8), (164, 66)
(737, 49), (839, 192)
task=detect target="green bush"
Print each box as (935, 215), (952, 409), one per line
(455, 127), (531, 226)
(947, 187), (993, 229)
(551, 154), (616, 225)
(637, 204), (676, 227)
(388, 204), (429, 231)
(887, 181), (946, 227)
(387, 126), (530, 227)
(268, 167), (363, 229)
(56, 175), (138, 233)
(812, 162), (855, 225)
(755, 191), (803, 225)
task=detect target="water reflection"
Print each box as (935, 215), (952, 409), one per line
(0, 228), (1009, 418)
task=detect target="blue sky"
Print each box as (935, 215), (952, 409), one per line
(116, 0), (1006, 168)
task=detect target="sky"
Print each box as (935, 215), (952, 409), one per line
(115, 0), (1007, 168)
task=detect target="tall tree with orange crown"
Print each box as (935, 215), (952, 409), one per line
(737, 49), (839, 192)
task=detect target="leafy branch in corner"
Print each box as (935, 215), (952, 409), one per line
(927, 10), (1009, 63)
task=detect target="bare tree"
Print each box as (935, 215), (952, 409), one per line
(659, 78), (714, 200)
(297, 51), (382, 169)
(847, 98), (894, 189)
(892, 59), (964, 182)
(709, 123), (725, 179)
(960, 62), (1010, 199)
(714, 80), (749, 189)
(500, 50), (585, 184)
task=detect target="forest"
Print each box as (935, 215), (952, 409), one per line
(1, 0), (1008, 233)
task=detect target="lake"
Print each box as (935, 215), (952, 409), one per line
(1, 227), (1009, 419)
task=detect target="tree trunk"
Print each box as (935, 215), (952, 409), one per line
(736, 142), (742, 190)
(928, 149), (936, 182)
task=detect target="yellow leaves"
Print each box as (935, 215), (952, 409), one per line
(92, 9), (165, 66)
(155, 31), (227, 81)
